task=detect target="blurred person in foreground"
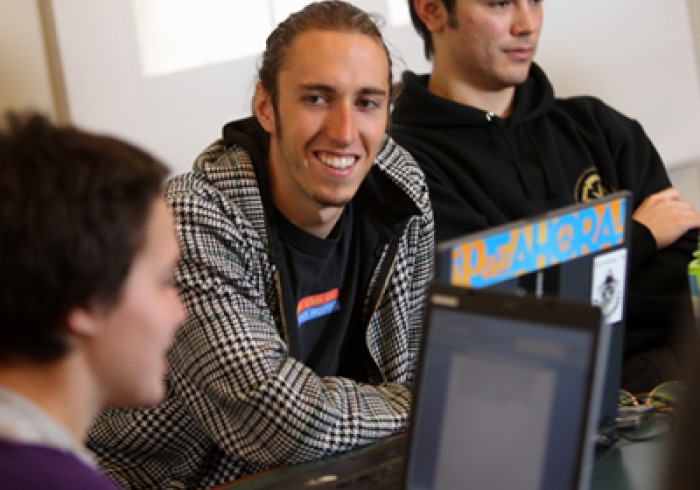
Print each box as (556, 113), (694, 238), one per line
(0, 112), (185, 489)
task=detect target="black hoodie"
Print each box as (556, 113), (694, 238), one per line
(391, 64), (696, 392)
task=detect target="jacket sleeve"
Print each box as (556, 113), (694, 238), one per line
(164, 182), (412, 468)
(379, 142), (436, 385)
(590, 102), (689, 270)
(596, 105), (697, 390)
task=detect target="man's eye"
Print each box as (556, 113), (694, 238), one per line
(304, 94), (327, 105)
(358, 99), (380, 110)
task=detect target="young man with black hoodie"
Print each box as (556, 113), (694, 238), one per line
(391, 0), (700, 393)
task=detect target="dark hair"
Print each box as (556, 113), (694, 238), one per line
(257, 0), (393, 114)
(0, 112), (169, 363)
(408, 0), (456, 60)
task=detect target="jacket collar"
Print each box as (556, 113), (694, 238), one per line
(393, 63), (556, 129)
(221, 117), (419, 241)
(0, 387), (97, 468)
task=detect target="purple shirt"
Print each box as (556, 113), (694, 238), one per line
(0, 439), (119, 489)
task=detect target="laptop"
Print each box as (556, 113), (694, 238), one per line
(435, 191), (631, 441)
(224, 284), (609, 490)
(402, 283), (608, 490)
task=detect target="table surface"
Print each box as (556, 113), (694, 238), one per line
(218, 420), (672, 490)
(593, 413), (673, 490)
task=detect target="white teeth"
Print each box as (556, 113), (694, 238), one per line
(318, 153), (355, 169)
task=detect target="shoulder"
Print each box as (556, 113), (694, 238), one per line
(164, 145), (270, 264)
(0, 440), (118, 489)
(376, 135), (421, 174)
(166, 139), (257, 196)
(375, 135), (431, 214)
(550, 96), (652, 147)
(165, 141), (263, 223)
(555, 96), (641, 129)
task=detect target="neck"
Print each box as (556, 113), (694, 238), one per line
(428, 63), (516, 118)
(0, 354), (101, 447)
(280, 203), (343, 239)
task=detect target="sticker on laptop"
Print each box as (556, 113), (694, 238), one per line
(590, 248), (627, 324)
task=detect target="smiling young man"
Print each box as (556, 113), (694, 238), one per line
(391, 0), (700, 393)
(87, 2), (434, 488)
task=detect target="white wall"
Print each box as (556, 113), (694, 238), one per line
(41, 0), (700, 177)
(669, 0), (700, 209)
(3, 0), (700, 209)
(0, 0), (54, 118)
(535, 1), (700, 170)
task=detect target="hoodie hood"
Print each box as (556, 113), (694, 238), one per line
(193, 116), (426, 244)
(392, 63), (561, 200)
(393, 63), (555, 130)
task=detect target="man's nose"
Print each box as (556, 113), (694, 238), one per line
(326, 101), (357, 145)
(512, 4), (539, 35)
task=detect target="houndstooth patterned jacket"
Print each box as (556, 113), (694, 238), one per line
(87, 119), (434, 489)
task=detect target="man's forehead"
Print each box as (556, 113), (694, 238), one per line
(279, 31), (390, 91)
(282, 30), (389, 68)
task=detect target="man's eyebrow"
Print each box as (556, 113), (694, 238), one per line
(299, 83), (388, 97)
(298, 83), (333, 93)
(358, 87), (389, 97)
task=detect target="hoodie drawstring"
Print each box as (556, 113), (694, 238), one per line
(525, 124), (559, 200)
(487, 112), (534, 200)
(486, 111), (561, 201)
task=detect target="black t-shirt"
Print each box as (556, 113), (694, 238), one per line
(275, 204), (369, 380)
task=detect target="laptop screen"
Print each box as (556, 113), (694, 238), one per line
(405, 285), (606, 490)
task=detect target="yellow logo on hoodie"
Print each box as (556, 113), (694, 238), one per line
(574, 167), (613, 202)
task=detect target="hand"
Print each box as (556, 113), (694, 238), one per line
(632, 188), (700, 249)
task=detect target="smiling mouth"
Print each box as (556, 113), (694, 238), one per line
(317, 152), (357, 170)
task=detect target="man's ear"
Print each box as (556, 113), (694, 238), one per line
(64, 306), (100, 340)
(253, 82), (275, 134)
(414, 0), (449, 33)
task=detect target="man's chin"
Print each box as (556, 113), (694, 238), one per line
(315, 191), (353, 209)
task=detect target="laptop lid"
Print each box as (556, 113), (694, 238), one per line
(403, 283), (609, 490)
(434, 191), (631, 434)
(435, 191), (630, 305)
